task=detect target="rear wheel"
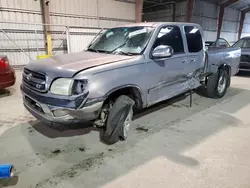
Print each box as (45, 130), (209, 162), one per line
(206, 68), (229, 98)
(101, 95), (135, 145)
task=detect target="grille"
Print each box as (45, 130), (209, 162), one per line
(23, 68), (47, 92)
(240, 55), (250, 62)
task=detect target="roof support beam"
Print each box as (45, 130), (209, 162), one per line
(135, 0), (143, 22)
(238, 7), (250, 40)
(217, 0), (239, 39)
(172, 3), (176, 22)
(186, 0), (195, 22)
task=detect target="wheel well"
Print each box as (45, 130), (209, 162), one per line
(105, 87), (143, 109)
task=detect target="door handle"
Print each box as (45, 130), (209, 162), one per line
(190, 59), (196, 63)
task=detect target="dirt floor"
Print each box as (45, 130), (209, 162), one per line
(1, 70), (250, 188)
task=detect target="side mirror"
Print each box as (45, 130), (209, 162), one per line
(152, 45), (174, 58)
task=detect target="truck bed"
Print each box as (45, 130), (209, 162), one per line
(206, 47), (241, 76)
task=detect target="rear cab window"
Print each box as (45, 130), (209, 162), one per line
(184, 26), (203, 53)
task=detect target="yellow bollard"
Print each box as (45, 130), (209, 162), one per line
(47, 34), (52, 56)
(37, 54), (52, 59)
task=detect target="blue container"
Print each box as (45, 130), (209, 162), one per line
(0, 164), (14, 179)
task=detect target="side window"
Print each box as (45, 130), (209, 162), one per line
(233, 39), (244, 48)
(218, 39), (228, 47)
(153, 26), (184, 54)
(242, 40), (250, 48)
(184, 26), (203, 53)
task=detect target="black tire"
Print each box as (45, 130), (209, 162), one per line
(102, 95), (135, 145)
(206, 68), (229, 99)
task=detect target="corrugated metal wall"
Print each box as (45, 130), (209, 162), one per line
(143, 0), (245, 44)
(0, 0), (135, 66)
(49, 0), (135, 27)
(242, 13), (250, 38)
(193, 0), (239, 43)
(143, 5), (173, 22)
(175, 1), (187, 22)
(142, 1), (186, 22)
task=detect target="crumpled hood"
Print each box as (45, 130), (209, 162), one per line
(25, 51), (135, 78)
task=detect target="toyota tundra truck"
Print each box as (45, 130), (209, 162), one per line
(21, 22), (241, 144)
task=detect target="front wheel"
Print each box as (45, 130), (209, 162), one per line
(101, 95), (135, 145)
(206, 68), (230, 99)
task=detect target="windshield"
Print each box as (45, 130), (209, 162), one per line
(87, 26), (154, 55)
(233, 39), (250, 48)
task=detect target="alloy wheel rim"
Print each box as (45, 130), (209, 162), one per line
(217, 73), (226, 94)
(123, 109), (133, 138)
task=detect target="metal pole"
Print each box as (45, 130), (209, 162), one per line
(66, 26), (71, 53)
(0, 29), (32, 60)
(96, 0), (100, 27)
(186, 0), (195, 22)
(41, 0), (52, 55)
(135, 0), (143, 22)
(35, 30), (39, 57)
(172, 3), (176, 22)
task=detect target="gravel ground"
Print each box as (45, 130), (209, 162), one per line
(1, 71), (250, 188)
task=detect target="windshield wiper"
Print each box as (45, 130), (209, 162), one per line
(86, 48), (100, 53)
(116, 51), (133, 56)
(87, 48), (110, 54)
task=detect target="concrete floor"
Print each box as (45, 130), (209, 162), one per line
(1, 70), (250, 188)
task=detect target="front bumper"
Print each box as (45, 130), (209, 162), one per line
(21, 86), (104, 125)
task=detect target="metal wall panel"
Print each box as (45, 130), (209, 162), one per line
(193, 1), (218, 31)
(241, 33), (250, 38)
(224, 7), (239, 22)
(143, 8), (173, 22)
(175, 16), (186, 22)
(49, 0), (135, 28)
(50, 16), (99, 27)
(193, 0), (239, 43)
(220, 32), (237, 42)
(242, 23), (250, 33)
(194, 0), (218, 18)
(99, 20), (132, 28)
(176, 1), (187, 16)
(0, 11), (43, 24)
(1, 0), (41, 11)
(222, 20), (238, 32)
(203, 31), (217, 41)
(244, 13), (250, 24)
(50, 0), (98, 16)
(193, 16), (217, 31)
(98, 0), (135, 20)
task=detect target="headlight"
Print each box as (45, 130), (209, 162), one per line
(50, 78), (74, 96)
(50, 78), (88, 96)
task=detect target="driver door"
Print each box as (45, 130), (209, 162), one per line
(147, 26), (189, 106)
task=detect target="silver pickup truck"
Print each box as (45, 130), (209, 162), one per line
(21, 22), (241, 144)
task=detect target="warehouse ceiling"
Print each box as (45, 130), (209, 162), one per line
(143, 0), (250, 11)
